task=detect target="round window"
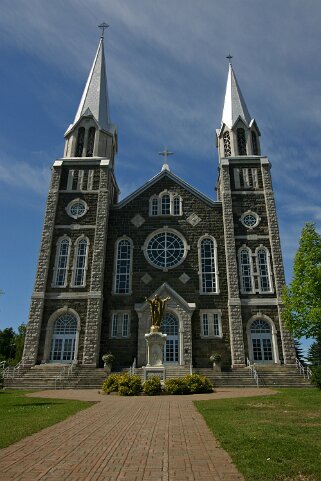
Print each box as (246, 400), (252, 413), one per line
(240, 211), (260, 229)
(66, 199), (88, 219)
(146, 231), (186, 269)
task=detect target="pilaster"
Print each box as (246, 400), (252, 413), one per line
(220, 160), (245, 366)
(23, 166), (62, 365)
(261, 160), (296, 364)
(82, 164), (110, 365)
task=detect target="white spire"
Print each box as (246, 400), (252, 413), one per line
(73, 36), (110, 131)
(221, 63), (251, 129)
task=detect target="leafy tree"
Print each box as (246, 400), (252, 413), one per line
(14, 324), (26, 363)
(0, 328), (16, 361)
(307, 333), (321, 366)
(282, 223), (321, 338)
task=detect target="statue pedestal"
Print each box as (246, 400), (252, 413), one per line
(144, 331), (167, 381)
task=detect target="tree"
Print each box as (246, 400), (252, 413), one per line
(14, 324), (26, 363)
(307, 333), (321, 366)
(294, 338), (305, 364)
(282, 223), (321, 339)
(0, 328), (16, 361)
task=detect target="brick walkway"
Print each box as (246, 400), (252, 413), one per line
(0, 388), (275, 481)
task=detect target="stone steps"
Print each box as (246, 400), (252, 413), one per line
(4, 364), (312, 390)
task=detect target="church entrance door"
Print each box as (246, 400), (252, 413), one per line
(161, 313), (179, 363)
(50, 314), (77, 363)
(250, 319), (274, 363)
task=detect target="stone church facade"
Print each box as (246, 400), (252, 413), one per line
(22, 34), (296, 372)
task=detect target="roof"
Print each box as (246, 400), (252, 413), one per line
(65, 36), (111, 135)
(221, 63), (251, 129)
(114, 168), (219, 208)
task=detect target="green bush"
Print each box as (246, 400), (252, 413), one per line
(164, 377), (189, 395)
(101, 374), (122, 394)
(118, 374), (142, 396)
(311, 366), (321, 389)
(143, 376), (162, 396)
(183, 374), (213, 393)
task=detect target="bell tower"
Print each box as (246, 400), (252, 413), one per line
(23, 27), (119, 367)
(217, 59), (296, 367)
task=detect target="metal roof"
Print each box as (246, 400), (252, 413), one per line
(221, 63), (251, 128)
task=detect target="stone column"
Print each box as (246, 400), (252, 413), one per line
(261, 159), (296, 364)
(82, 163), (110, 365)
(23, 165), (62, 365)
(220, 159), (245, 367)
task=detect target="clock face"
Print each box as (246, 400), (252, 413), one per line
(146, 231), (185, 269)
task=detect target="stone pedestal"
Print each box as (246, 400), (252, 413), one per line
(144, 331), (167, 382)
(145, 331), (167, 366)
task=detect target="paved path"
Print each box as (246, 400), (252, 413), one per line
(0, 388), (275, 481)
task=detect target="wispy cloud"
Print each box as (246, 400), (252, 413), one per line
(0, 156), (50, 196)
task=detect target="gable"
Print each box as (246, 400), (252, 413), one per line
(114, 170), (218, 209)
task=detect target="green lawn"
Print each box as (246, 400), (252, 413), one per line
(0, 390), (93, 449)
(195, 388), (321, 481)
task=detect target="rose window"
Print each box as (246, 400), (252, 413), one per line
(146, 231), (185, 269)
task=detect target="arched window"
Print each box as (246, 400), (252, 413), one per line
(75, 127), (85, 157)
(151, 197), (158, 216)
(256, 247), (272, 292)
(237, 128), (247, 155)
(239, 247), (253, 293)
(223, 131), (231, 157)
(160, 313), (179, 363)
(251, 131), (259, 155)
(72, 237), (89, 287)
(199, 237), (218, 293)
(86, 127), (96, 157)
(50, 313), (77, 362)
(114, 238), (132, 294)
(161, 194), (170, 215)
(173, 195), (181, 215)
(250, 319), (273, 362)
(53, 238), (70, 287)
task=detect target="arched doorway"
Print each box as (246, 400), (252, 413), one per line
(249, 319), (274, 363)
(50, 314), (77, 362)
(161, 313), (179, 363)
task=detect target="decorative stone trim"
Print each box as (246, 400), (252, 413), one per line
(131, 214), (145, 228)
(186, 213), (201, 226)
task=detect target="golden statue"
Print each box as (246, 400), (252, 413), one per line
(146, 295), (171, 331)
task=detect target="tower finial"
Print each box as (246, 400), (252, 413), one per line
(159, 147), (173, 171)
(98, 22), (109, 39)
(226, 53), (233, 63)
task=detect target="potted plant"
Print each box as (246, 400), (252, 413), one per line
(102, 353), (115, 374)
(210, 353), (222, 372)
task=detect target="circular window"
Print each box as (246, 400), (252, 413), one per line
(240, 211), (260, 229)
(145, 230), (186, 269)
(66, 199), (88, 219)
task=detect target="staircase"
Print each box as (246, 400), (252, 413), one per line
(195, 368), (257, 387)
(255, 365), (312, 387)
(4, 363), (311, 390)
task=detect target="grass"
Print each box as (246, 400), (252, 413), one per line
(195, 388), (321, 481)
(0, 390), (93, 449)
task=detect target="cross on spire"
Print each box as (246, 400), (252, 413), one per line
(226, 53), (233, 63)
(98, 22), (109, 38)
(159, 148), (174, 160)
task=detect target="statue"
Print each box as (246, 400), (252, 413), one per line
(146, 294), (171, 331)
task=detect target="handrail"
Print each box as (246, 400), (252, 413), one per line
(295, 358), (312, 380)
(189, 363), (193, 375)
(246, 358), (259, 387)
(0, 361), (6, 371)
(54, 362), (76, 389)
(129, 358), (136, 376)
(3, 359), (26, 379)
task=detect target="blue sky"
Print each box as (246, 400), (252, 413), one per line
(0, 1), (320, 354)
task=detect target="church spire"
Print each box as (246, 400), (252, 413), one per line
(73, 34), (110, 132)
(221, 62), (251, 129)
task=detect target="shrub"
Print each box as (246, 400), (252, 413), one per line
(102, 353), (115, 365)
(184, 374), (213, 393)
(101, 374), (122, 394)
(143, 376), (162, 396)
(311, 366), (321, 390)
(118, 374), (142, 396)
(164, 377), (189, 395)
(209, 353), (222, 364)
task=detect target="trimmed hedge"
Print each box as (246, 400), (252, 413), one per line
(165, 374), (213, 395)
(101, 374), (122, 394)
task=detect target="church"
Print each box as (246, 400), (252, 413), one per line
(22, 30), (296, 377)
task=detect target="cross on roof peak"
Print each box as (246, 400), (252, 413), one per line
(159, 148), (174, 160)
(226, 53), (233, 63)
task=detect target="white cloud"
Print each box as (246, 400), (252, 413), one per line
(0, 157), (50, 196)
